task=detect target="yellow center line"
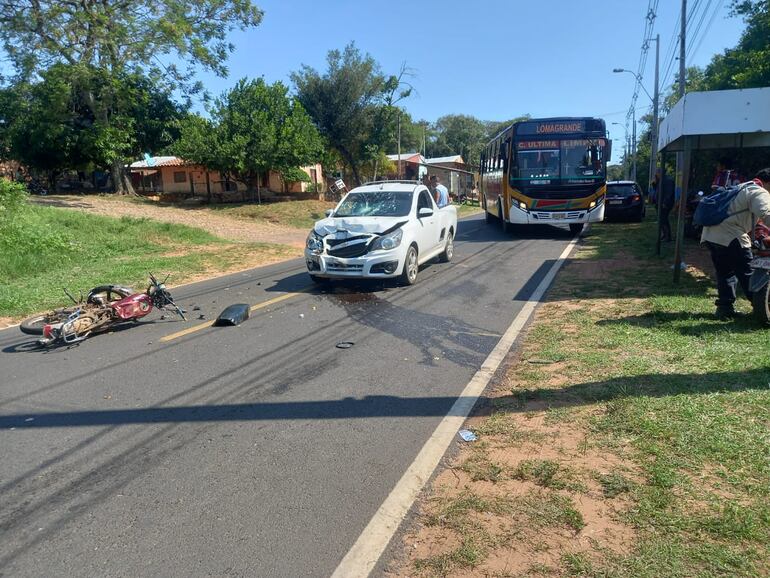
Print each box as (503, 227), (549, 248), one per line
(159, 289), (309, 343)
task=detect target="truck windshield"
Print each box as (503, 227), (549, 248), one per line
(334, 191), (413, 217)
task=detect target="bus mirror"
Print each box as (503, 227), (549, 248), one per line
(499, 142), (509, 161)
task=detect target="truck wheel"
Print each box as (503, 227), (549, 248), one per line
(752, 281), (770, 325)
(400, 245), (419, 285)
(439, 231), (454, 263)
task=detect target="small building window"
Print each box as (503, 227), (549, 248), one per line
(173, 171), (187, 183)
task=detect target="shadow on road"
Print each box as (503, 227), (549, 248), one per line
(3, 368), (766, 429)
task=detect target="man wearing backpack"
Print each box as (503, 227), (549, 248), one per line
(701, 168), (770, 319)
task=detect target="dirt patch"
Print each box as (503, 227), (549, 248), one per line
(33, 195), (309, 248)
(387, 408), (638, 577)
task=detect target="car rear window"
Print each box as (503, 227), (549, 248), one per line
(607, 184), (637, 197)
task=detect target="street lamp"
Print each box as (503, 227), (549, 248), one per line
(611, 122), (629, 179)
(613, 34), (660, 194)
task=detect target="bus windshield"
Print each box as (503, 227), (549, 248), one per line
(513, 138), (606, 183)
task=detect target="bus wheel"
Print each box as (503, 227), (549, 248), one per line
(569, 223), (584, 235)
(499, 202), (512, 234)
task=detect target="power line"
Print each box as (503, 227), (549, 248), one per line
(688, 0), (723, 61)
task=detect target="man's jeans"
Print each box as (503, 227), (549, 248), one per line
(704, 239), (754, 309)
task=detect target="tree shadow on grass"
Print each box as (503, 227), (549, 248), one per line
(483, 367), (770, 416)
(595, 309), (767, 337)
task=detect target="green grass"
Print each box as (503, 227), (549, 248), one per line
(500, 216), (770, 575)
(406, 215), (770, 577)
(455, 202), (484, 218)
(0, 203), (293, 317)
(209, 199), (335, 230)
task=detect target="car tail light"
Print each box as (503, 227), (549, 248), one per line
(631, 194), (641, 201)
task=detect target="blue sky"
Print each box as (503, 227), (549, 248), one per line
(191, 0), (746, 163)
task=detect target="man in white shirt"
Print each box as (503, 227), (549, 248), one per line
(429, 175), (449, 208)
(701, 168), (770, 318)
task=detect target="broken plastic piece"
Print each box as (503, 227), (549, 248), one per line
(214, 303), (250, 326)
(458, 429), (477, 442)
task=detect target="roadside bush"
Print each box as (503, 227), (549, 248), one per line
(0, 179), (28, 222)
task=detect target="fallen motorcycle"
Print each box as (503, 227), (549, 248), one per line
(19, 274), (186, 346)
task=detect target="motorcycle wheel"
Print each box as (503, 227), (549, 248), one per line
(20, 309), (78, 335)
(752, 281), (770, 325)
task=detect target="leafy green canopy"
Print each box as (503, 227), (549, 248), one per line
(175, 78), (322, 191)
(0, 0), (262, 87)
(291, 43), (410, 186)
(0, 64), (186, 177)
(0, 0), (262, 191)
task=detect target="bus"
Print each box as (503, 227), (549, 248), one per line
(480, 117), (610, 234)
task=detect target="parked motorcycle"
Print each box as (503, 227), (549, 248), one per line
(20, 274), (186, 346)
(750, 223), (770, 325)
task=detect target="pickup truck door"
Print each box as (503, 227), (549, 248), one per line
(415, 189), (439, 257)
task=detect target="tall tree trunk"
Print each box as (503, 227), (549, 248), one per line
(338, 146), (361, 186)
(111, 159), (134, 195)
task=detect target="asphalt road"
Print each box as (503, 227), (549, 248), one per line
(0, 214), (574, 577)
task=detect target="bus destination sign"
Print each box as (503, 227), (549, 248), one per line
(516, 120), (588, 136)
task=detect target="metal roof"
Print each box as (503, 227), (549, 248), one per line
(658, 87), (770, 153)
(386, 153), (424, 162)
(424, 155), (465, 165)
(129, 156), (187, 168)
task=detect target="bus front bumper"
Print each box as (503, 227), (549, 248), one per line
(508, 201), (604, 225)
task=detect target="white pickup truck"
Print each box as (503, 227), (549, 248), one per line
(305, 181), (458, 285)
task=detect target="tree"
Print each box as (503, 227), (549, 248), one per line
(175, 78), (323, 200)
(703, 1), (770, 89)
(291, 43), (410, 186)
(0, 64), (186, 186)
(0, 0), (263, 192)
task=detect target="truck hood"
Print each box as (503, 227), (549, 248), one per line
(313, 216), (406, 237)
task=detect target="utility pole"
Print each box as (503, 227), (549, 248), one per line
(651, 34), (663, 255)
(632, 108), (637, 182)
(397, 111), (402, 179)
(673, 0), (687, 282)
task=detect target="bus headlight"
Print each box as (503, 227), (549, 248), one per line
(519, 202), (527, 210)
(589, 200), (596, 208)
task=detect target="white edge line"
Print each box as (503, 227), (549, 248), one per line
(331, 235), (580, 578)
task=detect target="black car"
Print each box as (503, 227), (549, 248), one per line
(604, 180), (646, 222)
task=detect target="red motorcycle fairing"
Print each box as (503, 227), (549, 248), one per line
(111, 293), (153, 320)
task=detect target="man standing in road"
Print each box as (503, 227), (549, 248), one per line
(701, 168), (770, 319)
(430, 175), (449, 208)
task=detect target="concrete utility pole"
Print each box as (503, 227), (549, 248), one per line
(674, 0), (687, 282)
(397, 111), (402, 179)
(651, 34), (663, 255)
(632, 108), (637, 182)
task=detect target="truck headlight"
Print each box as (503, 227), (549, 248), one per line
(371, 228), (403, 251)
(306, 230), (323, 253)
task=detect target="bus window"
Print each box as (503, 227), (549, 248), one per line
(562, 139), (605, 177)
(516, 148), (559, 180)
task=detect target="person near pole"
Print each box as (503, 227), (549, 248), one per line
(654, 170), (676, 242)
(701, 168), (770, 319)
(430, 175), (449, 208)
(711, 158), (741, 191)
